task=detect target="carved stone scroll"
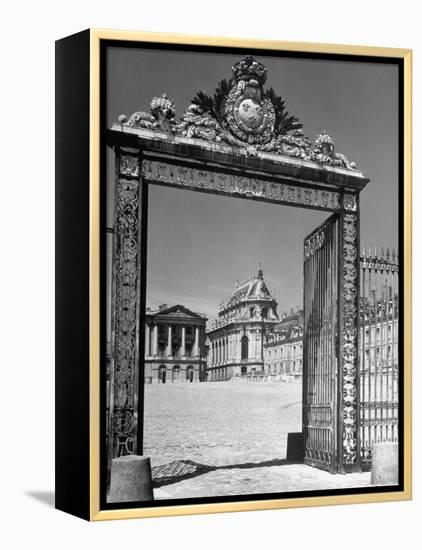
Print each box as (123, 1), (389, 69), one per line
(142, 159), (341, 212)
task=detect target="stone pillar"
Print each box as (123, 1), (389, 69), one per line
(145, 324), (150, 356)
(167, 324), (172, 357)
(193, 326), (199, 357)
(152, 324), (158, 356)
(181, 325), (186, 357)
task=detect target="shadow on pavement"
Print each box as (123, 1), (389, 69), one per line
(152, 458), (302, 487)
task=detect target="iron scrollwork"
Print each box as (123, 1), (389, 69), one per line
(341, 212), (359, 466)
(111, 153), (142, 457)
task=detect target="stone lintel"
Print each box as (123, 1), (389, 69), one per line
(107, 127), (369, 193)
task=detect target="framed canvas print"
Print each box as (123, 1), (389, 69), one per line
(55, 29), (412, 521)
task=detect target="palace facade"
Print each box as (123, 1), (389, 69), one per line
(264, 309), (304, 382)
(144, 304), (207, 383)
(206, 268), (280, 381)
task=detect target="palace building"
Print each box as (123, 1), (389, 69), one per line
(264, 309), (304, 382)
(144, 304), (207, 383)
(206, 268), (280, 381)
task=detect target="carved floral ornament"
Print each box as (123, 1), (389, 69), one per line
(117, 56), (358, 171)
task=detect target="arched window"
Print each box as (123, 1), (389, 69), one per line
(186, 365), (194, 383)
(249, 306), (255, 318)
(241, 335), (249, 360)
(261, 307), (268, 319)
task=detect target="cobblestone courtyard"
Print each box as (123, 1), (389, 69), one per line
(144, 381), (372, 500)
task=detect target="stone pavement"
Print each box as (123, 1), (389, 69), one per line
(153, 462), (377, 500)
(144, 382), (391, 501)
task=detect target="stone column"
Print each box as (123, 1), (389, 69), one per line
(152, 324), (158, 356)
(181, 325), (186, 357)
(193, 326), (199, 357)
(145, 324), (150, 356)
(167, 324), (172, 357)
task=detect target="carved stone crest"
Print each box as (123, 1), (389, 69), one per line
(224, 57), (276, 146)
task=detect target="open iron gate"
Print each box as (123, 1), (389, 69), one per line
(303, 214), (339, 472)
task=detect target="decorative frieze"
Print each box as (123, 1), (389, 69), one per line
(142, 159), (341, 212)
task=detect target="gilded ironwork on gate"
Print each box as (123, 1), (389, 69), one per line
(303, 215), (339, 471)
(109, 150), (142, 458)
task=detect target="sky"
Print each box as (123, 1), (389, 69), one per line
(106, 45), (399, 324)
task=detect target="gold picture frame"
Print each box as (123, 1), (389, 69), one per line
(56, 28), (412, 521)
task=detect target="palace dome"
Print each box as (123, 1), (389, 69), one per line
(219, 268), (277, 314)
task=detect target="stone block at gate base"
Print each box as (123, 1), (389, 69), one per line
(286, 432), (304, 462)
(108, 455), (154, 503)
(371, 443), (399, 485)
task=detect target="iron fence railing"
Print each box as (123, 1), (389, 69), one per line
(359, 247), (399, 468)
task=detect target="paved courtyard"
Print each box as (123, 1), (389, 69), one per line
(143, 381), (373, 500)
(144, 381), (303, 468)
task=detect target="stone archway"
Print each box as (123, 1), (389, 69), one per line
(186, 366), (194, 383)
(158, 365), (167, 384)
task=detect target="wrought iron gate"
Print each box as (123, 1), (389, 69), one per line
(303, 214), (339, 472)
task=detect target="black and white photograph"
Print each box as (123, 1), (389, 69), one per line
(103, 43), (403, 506)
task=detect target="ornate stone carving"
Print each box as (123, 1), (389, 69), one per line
(110, 157), (142, 458)
(310, 131), (357, 170)
(142, 159), (341, 212)
(119, 93), (177, 133)
(120, 154), (140, 177)
(341, 213), (359, 466)
(115, 56), (358, 170)
(343, 192), (357, 211)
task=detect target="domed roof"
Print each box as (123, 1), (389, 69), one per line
(220, 268), (275, 312)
